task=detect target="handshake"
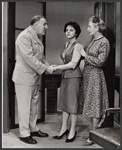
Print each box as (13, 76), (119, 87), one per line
(46, 65), (58, 74)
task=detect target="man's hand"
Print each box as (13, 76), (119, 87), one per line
(46, 65), (54, 74)
(52, 66), (59, 71)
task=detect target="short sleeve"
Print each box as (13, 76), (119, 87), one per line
(71, 43), (83, 63)
(68, 43), (84, 69)
(75, 43), (86, 57)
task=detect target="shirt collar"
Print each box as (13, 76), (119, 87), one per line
(27, 26), (42, 45)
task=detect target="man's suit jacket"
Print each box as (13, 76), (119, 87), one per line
(12, 26), (49, 86)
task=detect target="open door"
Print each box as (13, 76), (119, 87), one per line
(8, 2), (46, 129)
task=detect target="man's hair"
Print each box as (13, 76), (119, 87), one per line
(30, 15), (44, 25)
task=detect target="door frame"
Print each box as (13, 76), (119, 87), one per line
(94, 2), (116, 127)
(8, 2), (46, 129)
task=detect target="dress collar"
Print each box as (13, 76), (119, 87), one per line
(66, 39), (77, 48)
(93, 36), (104, 41)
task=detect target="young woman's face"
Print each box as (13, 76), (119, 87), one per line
(65, 25), (76, 39)
(87, 21), (98, 36)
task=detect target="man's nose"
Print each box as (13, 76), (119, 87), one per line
(46, 25), (48, 29)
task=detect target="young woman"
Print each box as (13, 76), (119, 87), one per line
(52, 21), (85, 143)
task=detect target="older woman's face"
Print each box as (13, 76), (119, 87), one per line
(87, 21), (98, 36)
(65, 25), (76, 39)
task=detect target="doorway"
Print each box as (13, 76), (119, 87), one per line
(3, 2), (120, 132)
(8, 2), (46, 129)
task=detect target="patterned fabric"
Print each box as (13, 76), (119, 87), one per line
(79, 36), (110, 118)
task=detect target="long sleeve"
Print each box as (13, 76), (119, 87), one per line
(85, 41), (110, 67)
(42, 54), (50, 66)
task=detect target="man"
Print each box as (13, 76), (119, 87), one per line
(12, 15), (53, 144)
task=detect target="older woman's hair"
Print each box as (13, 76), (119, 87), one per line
(89, 16), (106, 33)
(30, 15), (44, 25)
(64, 21), (81, 38)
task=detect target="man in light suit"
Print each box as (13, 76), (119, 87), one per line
(12, 15), (54, 144)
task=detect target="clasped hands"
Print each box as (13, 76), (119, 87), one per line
(46, 65), (59, 74)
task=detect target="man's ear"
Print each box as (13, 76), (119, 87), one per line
(34, 22), (38, 28)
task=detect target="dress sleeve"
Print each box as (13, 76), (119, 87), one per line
(68, 43), (84, 69)
(71, 43), (84, 62)
(85, 41), (110, 67)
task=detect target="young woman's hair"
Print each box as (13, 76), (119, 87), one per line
(30, 15), (44, 25)
(64, 21), (81, 38)
(89, 16), (106, 33)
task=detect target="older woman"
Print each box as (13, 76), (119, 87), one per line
(52, 21), (85, 143)
(81, 16), (110, 146)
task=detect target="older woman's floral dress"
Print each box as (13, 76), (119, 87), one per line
(80, 36), (110, 118)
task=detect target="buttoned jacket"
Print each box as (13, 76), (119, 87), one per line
(12, 26), (49, 86)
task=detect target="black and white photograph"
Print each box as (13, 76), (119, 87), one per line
(2, 1), (120, 148)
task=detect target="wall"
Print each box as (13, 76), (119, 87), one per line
(46, 2), (94, 74)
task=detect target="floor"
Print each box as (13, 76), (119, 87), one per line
(2, 114), (102, 148)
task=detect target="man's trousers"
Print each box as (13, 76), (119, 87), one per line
(15, 84), (39, 137)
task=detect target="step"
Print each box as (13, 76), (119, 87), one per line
(89, 127), (120, 148)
